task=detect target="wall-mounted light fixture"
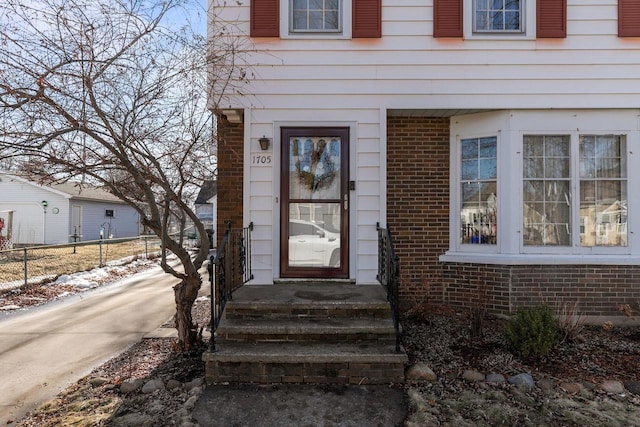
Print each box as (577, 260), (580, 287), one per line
(258, 136), (271, 151)
(40, 200), (48, 210)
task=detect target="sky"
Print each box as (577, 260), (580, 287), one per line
(162, 0), (207, 35)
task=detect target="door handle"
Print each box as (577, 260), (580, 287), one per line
(343, 194), (348, 210)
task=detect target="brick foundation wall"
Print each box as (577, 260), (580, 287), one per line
(510, 264), (640, 316)
(440, 263), (512, 313)
(215, 114), (244, 246)
(442, 263), (640, 317)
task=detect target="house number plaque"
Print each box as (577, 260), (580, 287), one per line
(251, 153), (272, 166)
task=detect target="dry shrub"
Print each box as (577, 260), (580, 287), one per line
(617, 303), (638, 319)
(555, 300), (586, 343)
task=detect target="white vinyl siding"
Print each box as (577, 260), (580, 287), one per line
(214, 0), (640, 109)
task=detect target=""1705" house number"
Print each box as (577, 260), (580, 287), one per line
(251, 154), (272, 166)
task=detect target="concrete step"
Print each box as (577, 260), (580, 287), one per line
(204, 282), (406, 385)
(223, 284), (392, 320)
(215, 316), (397, 343)
(203, 342), (407, 385)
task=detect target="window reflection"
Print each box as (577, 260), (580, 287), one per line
(289, 137), (341, 200)
(579, 135), (627, 246)
(291, 0), (341, 32)
(460, 137), (497, 245)
(523, 135), (571, 246)
(288, 203), (341, 267)
(522, 134), (627, 247)
(475, 0), (522, 32)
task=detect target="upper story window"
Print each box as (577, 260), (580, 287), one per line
(290, 0), (342, 33)
(474, 0), (523, 33)
(435, 0), (561, 39)
(250, 0), (380, 38)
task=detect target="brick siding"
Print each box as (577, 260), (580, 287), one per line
(215, 114), (244, 246)
(386, 116), (451, 309)
(441, 263), (640, 317)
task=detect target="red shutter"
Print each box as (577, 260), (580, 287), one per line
(433, 0), (463, 38)
(250, 0), (279, 37)
(537, 0), (567, 38)
(619, 0), (640, 37)
(353, 0), (382, 38)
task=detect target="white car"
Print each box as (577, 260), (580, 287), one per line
(288, 219), (341, 267)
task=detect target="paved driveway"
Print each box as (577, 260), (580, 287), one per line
(0, 267), (178, 424)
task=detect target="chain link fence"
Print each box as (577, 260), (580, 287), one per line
(0, 236), (163, 292)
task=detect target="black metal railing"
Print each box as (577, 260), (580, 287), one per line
(376, 222), (401, 352)
(208, 221), (253, 352)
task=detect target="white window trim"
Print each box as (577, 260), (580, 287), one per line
(440, 252), (640, 266)
(451, 132), (502, 255)
(463, 0), (536, 40)
(281, 0), (352, 39)
(442, 109), (640, 266)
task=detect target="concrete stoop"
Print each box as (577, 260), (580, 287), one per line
(203, 283), (408, 385)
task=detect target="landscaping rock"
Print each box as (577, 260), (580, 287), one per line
(89, 377), (109, 388)
(462, 369), (485, 382)
(560, 382), (581, 394)
(167, 379), (183, 390)
(141, 378), (165, 394)
(406, 363), (437, 381)
(508, 373), (535, 390)
(537, 378), (555, 392)
(624, 381), (640, 395)
(120, 378), (144, 394)
(486, 373), (505, 384)
(600, 380), (625, 394)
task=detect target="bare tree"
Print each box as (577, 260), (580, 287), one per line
(0, 0), (251, 351)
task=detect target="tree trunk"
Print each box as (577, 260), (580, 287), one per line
(173, 272), (203, 351)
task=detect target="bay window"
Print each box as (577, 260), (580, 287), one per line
(446, 110), (637, 263)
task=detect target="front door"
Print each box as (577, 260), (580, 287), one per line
(280, 127), (349, 278)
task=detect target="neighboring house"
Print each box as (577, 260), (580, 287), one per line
(211, 0), (640, 318)
(195, 180), (217, 232)
(194, 180), (217, 248)
(0, 172), (140, 245)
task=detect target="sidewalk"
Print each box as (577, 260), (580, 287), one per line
(192, 383), (407, 427)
